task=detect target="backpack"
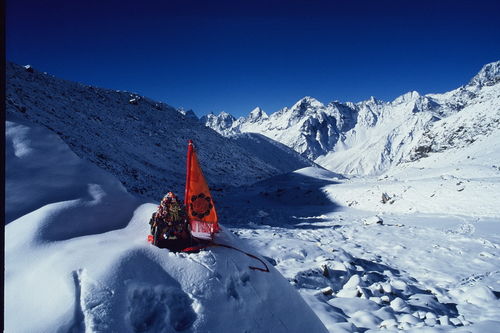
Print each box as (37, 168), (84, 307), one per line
(150, 197), (189, 247)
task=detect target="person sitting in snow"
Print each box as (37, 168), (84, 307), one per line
(149, 192), (190, 251)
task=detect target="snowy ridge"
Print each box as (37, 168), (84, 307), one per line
(468, 61), (500, 87)
(5, 62), (313, 201)
(203, 61), (500, 176)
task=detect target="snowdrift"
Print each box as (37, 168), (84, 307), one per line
(5, 116), (327, 333)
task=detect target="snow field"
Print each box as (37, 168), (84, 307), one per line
(326, 130), (500, 218)
(231, 213), (500, 332)
(222, 165), (500, 332)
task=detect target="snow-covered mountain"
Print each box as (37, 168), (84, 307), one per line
(6, 62), (314, 202)
(203, 61), (500, 176)
(6, 61), (500, 333)
(201, 111), (238, 136)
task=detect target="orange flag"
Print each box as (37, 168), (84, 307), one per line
(185, 140), (219, 239)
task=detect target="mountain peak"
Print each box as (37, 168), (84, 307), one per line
(359, 96), (382, 106)
(295, 96), (323, 108)
(248, 107), (268, 121)
(468, 60), (500, 87)
(393, 90), (420, 104)
(178, 108), (198, 120)
(219, 111), (235, 118)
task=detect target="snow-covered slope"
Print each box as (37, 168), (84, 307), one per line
(5, 62), (313, 201)
(5, 115), (328, 333)
(204, 61), (500, 176)
(219, 144), (500, 332)
(325, 126), (500, 218)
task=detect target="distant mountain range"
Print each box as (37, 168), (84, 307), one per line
(202, 61), (500, 176)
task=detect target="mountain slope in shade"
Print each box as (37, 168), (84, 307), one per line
(204, 61), (500, 176)
(6, 62), (314, 201)
(229, 132), (317, 172)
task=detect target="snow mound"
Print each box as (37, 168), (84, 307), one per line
(5, 115), (138, 226)
(5, 117), (328, 333)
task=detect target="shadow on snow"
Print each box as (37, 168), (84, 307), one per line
(216, 170), (341, 229)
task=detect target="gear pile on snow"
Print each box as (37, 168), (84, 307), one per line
(147, 141), (269, 272)
(148, 140), (220, 251)
(148, 192), (190, 251)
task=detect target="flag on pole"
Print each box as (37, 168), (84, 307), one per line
(185, 140), (219, 240)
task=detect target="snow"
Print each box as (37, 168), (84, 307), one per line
(5, 62), (311, 202)
(203, 61), (500, 177)
(5, 116), (328, 333)
(5, 60), (500, 332)
(229, 132), (316, 172)
(224, 127), (499, 330)
(468, 61), (500, 87)
(217, 143), (500, 331)
(248, 107), (269, 121)
(326, 129), (500, 218)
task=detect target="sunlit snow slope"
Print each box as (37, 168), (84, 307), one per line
(6, 60), (500, 333)
(221, 157), (500, 331)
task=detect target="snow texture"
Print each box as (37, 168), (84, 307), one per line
(225, 164), (500, 332)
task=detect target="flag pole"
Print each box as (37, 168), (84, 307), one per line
(185, 140), (193, 206)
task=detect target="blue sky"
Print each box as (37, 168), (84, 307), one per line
(7, 0), (500, 117)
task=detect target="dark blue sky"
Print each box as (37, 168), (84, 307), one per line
(7, 0), (500, 117)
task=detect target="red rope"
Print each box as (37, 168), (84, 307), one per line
(182, 241), (270, 273)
